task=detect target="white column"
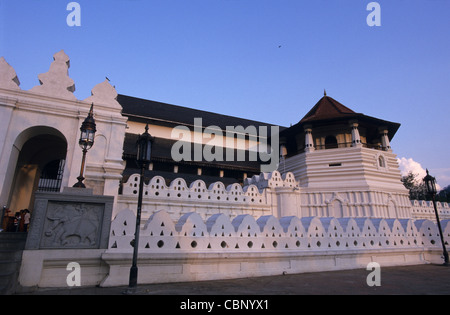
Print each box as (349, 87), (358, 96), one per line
(379, 128), (391, 151)
(279, 144), (287, 173)
(350, 121), (362, 147)
(304, 126), (315, 152)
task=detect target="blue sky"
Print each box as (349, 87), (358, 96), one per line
(1, 0), (450, 188)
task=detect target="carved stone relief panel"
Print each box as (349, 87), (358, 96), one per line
(40, 201), (104, 249)
(25, 189), (114, 250)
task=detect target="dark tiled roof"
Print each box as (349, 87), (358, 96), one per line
(118, 94), (287, 131)
(281, 95), (401, 141)
(123, 133), (262, 172)
(300, 95), (358, 123)
(118, 94), (283, 177)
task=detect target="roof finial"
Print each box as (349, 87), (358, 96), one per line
(88, 103), (94, 117)
(324, 89), (327, 96)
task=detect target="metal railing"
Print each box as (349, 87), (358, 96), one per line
(294, 142), (388, 154)
(37, 159), (65, 192)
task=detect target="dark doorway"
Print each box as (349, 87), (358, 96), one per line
(325, 136), (338, 149)
(38, 159), (66, 192)
(9, 132), (67, 212)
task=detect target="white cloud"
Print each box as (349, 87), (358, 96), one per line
(397, 157), (427, 181)
(397, 157), (444, 190)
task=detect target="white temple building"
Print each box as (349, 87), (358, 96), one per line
(1, 50), (447, 223)
(1, 51), (449, 290)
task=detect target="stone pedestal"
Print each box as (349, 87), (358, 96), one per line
(25, 187), (114, 250)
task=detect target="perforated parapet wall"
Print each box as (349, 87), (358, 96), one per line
(117, 171), (296, 220)
(108, 209), (450, 253)
(122, 175), (267, 205)
(118, 170), (450, 221)
(411, 199), (450, 220)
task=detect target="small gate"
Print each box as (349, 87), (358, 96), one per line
(37, 159), (65, 192)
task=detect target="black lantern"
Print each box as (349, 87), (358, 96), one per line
(136, 124), (153, 166)
(125, 124), (153, 294)
(423, 169), (449, 266)
(423, 169), (437, 197)
(73, 104), (96, 188)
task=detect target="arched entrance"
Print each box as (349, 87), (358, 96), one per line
(8, 127), (67, 214)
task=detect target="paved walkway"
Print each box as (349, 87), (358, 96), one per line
(17, 263), (450, 295)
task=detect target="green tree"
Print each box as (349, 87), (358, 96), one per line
(401, 171), (427, 200)
(437, 185), (450, 203)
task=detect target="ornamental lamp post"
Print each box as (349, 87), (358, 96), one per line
(125, 124), (153, 294)
(73, 103), (96, 188)
(423, 169), (449, 266)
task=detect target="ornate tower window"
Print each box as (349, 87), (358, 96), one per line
(325, 135), (338, 149)
(378, 156), (386, 168)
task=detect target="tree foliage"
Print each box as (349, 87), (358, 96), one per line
(401, 171), (427, 200)
(401, 171), (450, 203)
(437, 185), (450, 203)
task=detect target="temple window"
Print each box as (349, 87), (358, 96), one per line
(325, 135), (338, 149)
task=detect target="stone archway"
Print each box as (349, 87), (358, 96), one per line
(331, 199), (343, 218)
(387, 200), (397, 218)
(326, 193), (348, 218)
(8, 127), (67, 213)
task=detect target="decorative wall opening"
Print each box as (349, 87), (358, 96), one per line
(8, 127), (67, 212)
(378, 156), (386, 168)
